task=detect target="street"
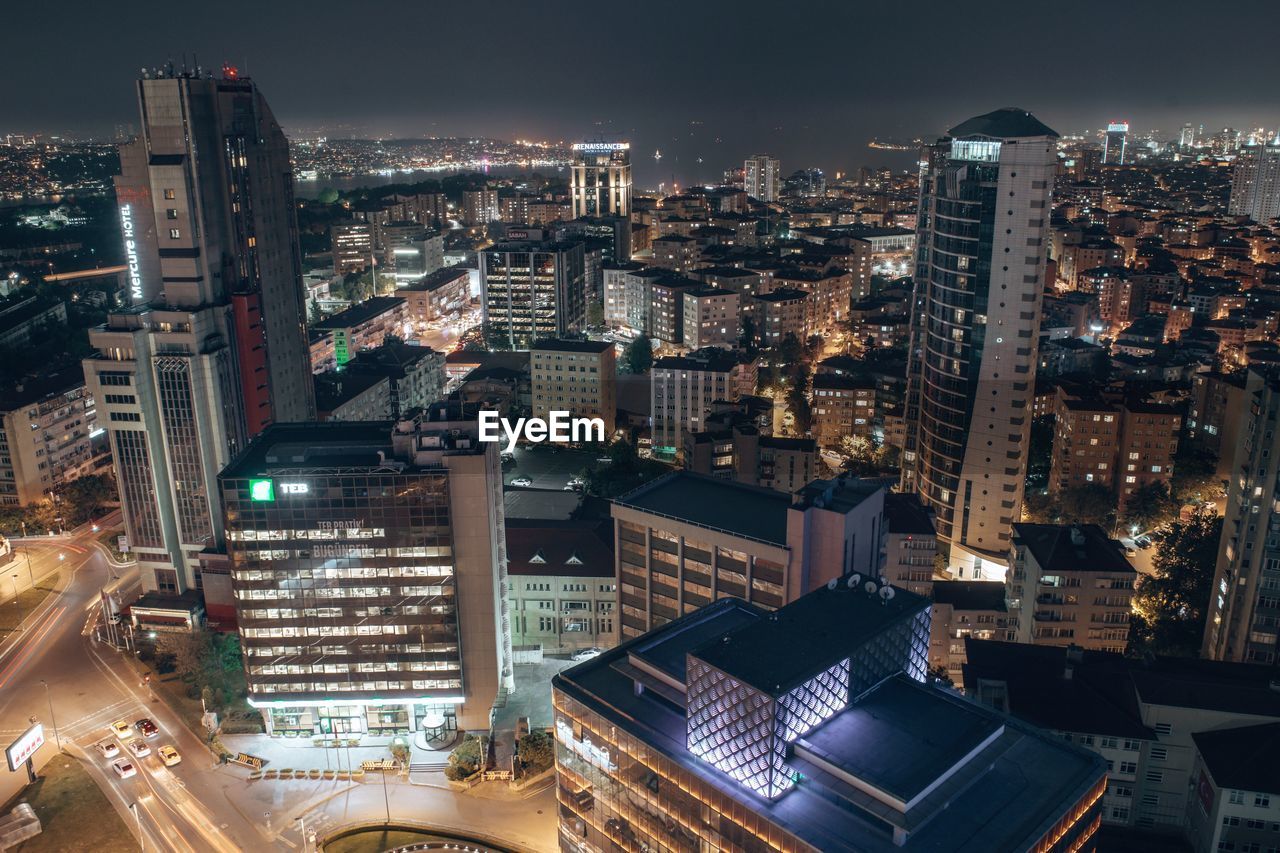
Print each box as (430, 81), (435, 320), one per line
(503, 444), (599, 491)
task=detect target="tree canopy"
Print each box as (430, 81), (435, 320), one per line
(1127, 508), (1222, 658)
(620, 335), (653, 375)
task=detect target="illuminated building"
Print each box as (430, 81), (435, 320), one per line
(310, 296), (407, 368)
(811, 372), (876, 447)
(331, 221), (374, 274)
(681, 286), (740, 350)
(1103, 122), (1128, 165)
(530, 339), (616, 438)
(1005, 524), (1136, 653)
(570, 142), (631, 219)
(650, 350), (756, 456)
(506, 519), (616, 654)
(901, 108), (1058, 578)
(82, 66), (315, 599)
(402, 267), (471, 327)
(0, 367), (107, 506)
(480, 240), (587, 349)
(744, 153), (781, 202)
(1228, 140), (1280, 223)
(610, 471), (887, 639)
(554, 580), (1106, 853)
(1204, 368), (1280, 664)
(462, 189), (500, 226)
(379, 222), (443, 282)
(220, 407), (513, 735)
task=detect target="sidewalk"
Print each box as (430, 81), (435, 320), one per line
(220, 733), (455, 774)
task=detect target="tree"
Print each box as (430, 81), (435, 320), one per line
(1127, 508), (1222, 658)
(317, 187), (340, 205)
(1026, 417), (1054, 490)
(585, 298), (604, 329)
(307, 299), (324, 325)
(445, 734), (485, 781)
(1122, 482), (1177, 532)
(58, 473), (116, 526)
(1170, 444), (1222, 504)
(620, 335), (653, 375)
(839, 434), (878, 475)
(927, 665), (954, 687)
(516, 730), (554, 775)
(582, 440), (669, 498)
(1034, 484), (1116, 527)
(739, 315), (758, 354)
(390, 740), (411, 765)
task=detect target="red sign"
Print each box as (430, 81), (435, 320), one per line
(1197, 769), (1215, 815)
(5, 723), (44, 771)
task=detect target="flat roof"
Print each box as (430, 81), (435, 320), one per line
(1012, 523), (1135, 575)
(311, 295), (406, 330)
(691, 581), (930, 696)
(612, 471), (791, 546)
(796, 674), (1002, 803)
(531, 338), (613, 354)
(220, 421), (395, 479)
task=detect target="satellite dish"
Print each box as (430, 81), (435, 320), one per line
(879, 576), (889, 586)
(846, 573), (861, 588)
(864, 581), (878, 595)
(879, 586), (896, 602)
(826, 578), (838, 591)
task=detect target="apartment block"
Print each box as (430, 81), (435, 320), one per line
(530, 339), (616, 438)
(650, 349), (757, 456)
(506, 519), (616, 654)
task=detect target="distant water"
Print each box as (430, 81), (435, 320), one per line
(292, 165), (559, 198)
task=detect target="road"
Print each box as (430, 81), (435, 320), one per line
(503, 444), (598, 490)
(0, 518), (263, 852)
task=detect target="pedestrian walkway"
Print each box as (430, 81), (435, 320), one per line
(220, 733), (455, 776)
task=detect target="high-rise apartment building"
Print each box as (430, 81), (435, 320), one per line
(650, 349), (757, 456)
(1103, 122), (1128, 165)
(1228, 140), (1280, 223)
(569, 142), (631, 219)
(0, 368), (106, 506)
(84, 67), (314, 598)
(902, 108), (1058, 578)
(220, 408), (513, 735)
(529, 339), (616, 438)
(462, 189), (500, 226)
(554, 582), (1106, 853)
(480, 241), (587, 349)
(743, 154), (781, 202)
(331, 221), (375, 274)
(1204, 368), (1280, 663)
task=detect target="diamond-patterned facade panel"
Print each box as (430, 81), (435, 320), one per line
(776, 659), (850, 744)
(685, 657), (792, 799)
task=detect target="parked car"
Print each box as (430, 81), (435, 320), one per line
(110, 720), (132, 738)
(157, 745), (181, 767)
(571, 647), (603, 662)
(134, 718), (159, 738)
(111, 760), (136, 779)
(95, 740), (120, 759)
(127, 739), (151, 758)
(510, 477), (533, 487)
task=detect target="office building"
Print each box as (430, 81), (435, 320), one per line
(0, 368), (106, 506)
(380, 222), (443, 282)
(84, 67), (315, 598)
(530, 339), (616, 438)
(1103, 122), (1128, 165)
(331, 221), (374, 274)
(964, 640), (1280, 836)
(554, 582), (1106, 853)
(1204, 368), (1280, 663)
(220, 408), (514, 735)
(480, 241), (587, 349)
(611, 471), (886, 639)
(506, 519), (616, 654)
(743, 153), (781, 202)
(401, 266), (472, 329)
(901, 108), (1058, 577)
(461, 189), (500, 226)
(1006, 524), (1136, 653)
(569, 142), (631, 219)
(1228, 140), (1280, 223)
(650, 349), (757, 456)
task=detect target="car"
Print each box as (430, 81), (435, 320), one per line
(1136, 535), (1153, 549)
(110, 720), (132, 738)
(95, 740), (120, 759)
(127, 739), (151, 758)
(157, 745), (181, 767)
(510, 477), (533, 487)
(571, 647), (603, 662)
(111, 760), (136, 779)
(500, 451), (515, 464)
(134, 718), (159, 738)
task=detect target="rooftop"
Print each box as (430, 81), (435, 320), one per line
(220, 421), (396, 480)
(948, 107), (1059, 140)
(883, 492), (936, 537)
(1012, 523), (1135, 575)
(1192, 723), (1280, 796)
(399, 266), (469, 292)
(530, 338), (613, 354)
(505, 519), (614, 578)
(931, 581), (1007, 612)
(311, 295), (406, 330)
(612, 470), (791, 545)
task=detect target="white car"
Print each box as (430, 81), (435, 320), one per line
(510, 477), (533, 487)
(111, 760), (136, 779)
(157, 745), (181, 767)
(127, 739), (151, 758)
(95, 740), (120, 759)
(571, 647), (603, 662)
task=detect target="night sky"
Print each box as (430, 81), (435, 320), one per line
(8, 0), (1280, 186)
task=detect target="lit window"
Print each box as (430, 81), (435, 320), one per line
(169, 228), (181, 239)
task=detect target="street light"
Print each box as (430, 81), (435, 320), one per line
(39, 679), (60, 750)
(128, 802), (143, 852)
(10, 574), (21, 632)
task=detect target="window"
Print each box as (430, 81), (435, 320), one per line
(1145, 770), (1163, 783)
(1258, 794), (1272, 808)
(1154, 723), (1172, 735)
(1150, 746), (1168, 761)
(1119, 761), (1137, 774)
(166, 208), (178, 219)
(163, 188), (176, 199)
(1231, 790), (1247, 805)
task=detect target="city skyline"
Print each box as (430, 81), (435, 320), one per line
(4, 1), (1279, 188)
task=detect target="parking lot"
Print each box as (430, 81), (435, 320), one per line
(502, 444), (600, 490)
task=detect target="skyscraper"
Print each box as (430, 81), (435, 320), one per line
(902, 108), (1058, 578)
(83, 66), (314, 600)
(220, 409), (514, 734)
(1228, 140), (1280, 223)
(743, 154), (781, 202)
(1204, 368), (1280, 664)
(480, 240), (586, 348)
(569, 142), (631, 219)
(1103, 121), (1128, 165)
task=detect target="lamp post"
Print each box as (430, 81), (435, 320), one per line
(128, 802), (143, 851)
(10, 574), (21, 632)
(40, 679), (60, 750)
(20, 550), (34, 589)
